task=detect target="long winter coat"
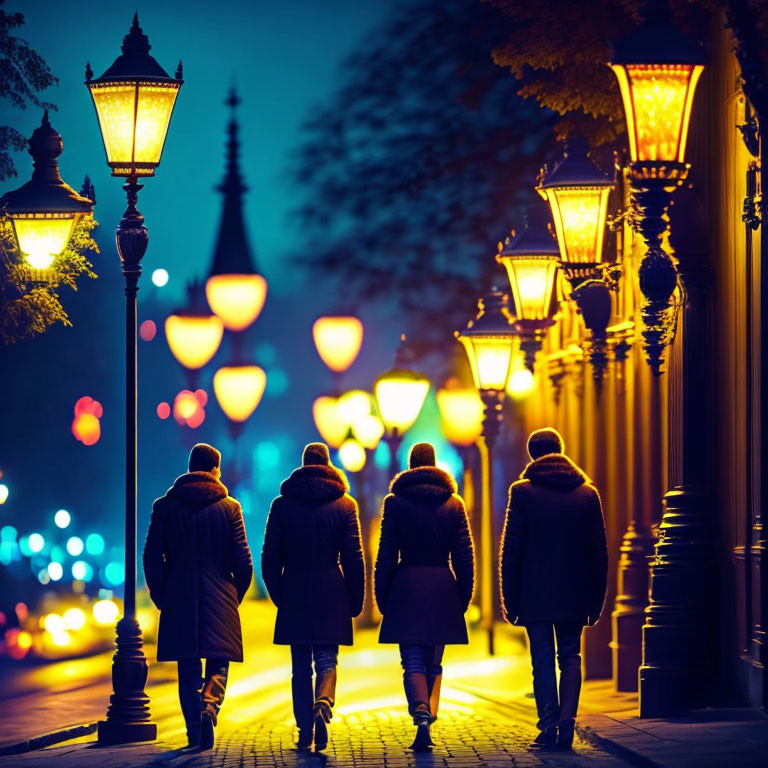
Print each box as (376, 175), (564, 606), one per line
(499, 453), (608, 626)
(261, 464), (365, 645)
(143, 471), (253, 662)
(374, 466), (475, 645)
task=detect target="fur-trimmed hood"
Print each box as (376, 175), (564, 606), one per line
(521, 453), (588, 491)
(167, 471), (229, 507)
(280, 463), (349, 504)
(390, 466), (458, 504)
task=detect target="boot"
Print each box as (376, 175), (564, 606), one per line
(199, 665), (227, 751)
(424, 671), (442, 746)
(295, 729), (313, 750)
(409, 706), (433, 752)
(530, 725), (557, 750)
(199, 712), (214, 751)
(557, 719), (575, 750)
(313, 667), (336, 751)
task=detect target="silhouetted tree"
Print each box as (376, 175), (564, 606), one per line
(291, 0), (557, 351)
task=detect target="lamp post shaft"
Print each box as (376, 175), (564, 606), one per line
(98, 177), (156, 745)
(385, 431), (403, 480)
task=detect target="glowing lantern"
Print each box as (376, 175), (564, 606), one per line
(436, 381), (484, 448)
(312, 396), (347, 449)
(313, 316), (364, 374)
(351, 413), (385, 451)
(374, 336), (430, 439)
(205, 274), (267, 332)
(165, 281), (224, 372)
(337, 390), (373, 426)
(456, 289), (516, 393)
(506, 359), (536, 402)
(609, 5), (706, 164)
(85, 14), (182, 177)
(537, 139), (613, 277)
(1, 113), (93, 271)
(213, 365), (267, 423)
(339, 437), (367, 473)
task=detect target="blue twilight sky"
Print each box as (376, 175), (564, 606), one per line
(1, 0), (477, 602)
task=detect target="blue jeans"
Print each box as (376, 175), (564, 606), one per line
(525, 623), (582, 730)
(399, 644), (444, 715)
(290, 644), (338, 732)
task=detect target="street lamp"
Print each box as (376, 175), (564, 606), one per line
(496, 207), (561, 371)
(213, 364), (267, 440)
(85, 13), (181, 745)
(609, 0), (706, 374)
(537, 138), (614, 289)
(374, 335), (430, 478)
(338, 435), (367, 473)
(1, 113), (93, 273)
(205, 90), (267, 337)
(456, 288), (516, 655)
(313, 315), (364, 391)
(164, 280), (224, 387)
(436, 382), (484, 450)
(312, 396), (347, 450)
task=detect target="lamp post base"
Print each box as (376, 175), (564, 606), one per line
(98, 618), (156, 746)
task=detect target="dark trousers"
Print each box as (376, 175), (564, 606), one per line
(177, 658), (229, 737)
(525, 623), (582, 731)
(399, 644), (444, 715)
(290, 644), (339, 732)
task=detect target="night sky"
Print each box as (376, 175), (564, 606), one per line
(0, 0), (459, 601)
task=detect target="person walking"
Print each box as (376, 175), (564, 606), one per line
(261, 443), (365, 751)
(499, 428), (608, 751)
(374, 442), (474, 752)
(143, 443), (253, 751)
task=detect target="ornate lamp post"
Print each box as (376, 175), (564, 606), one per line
(313, 315), (364, 392)
(1, 113), (93, 273)
(609, 0), (706, 375)
(164, 280), (224, 388)
(496, 207), (562, 371)
(85, 14), (181, 746)
(456, 288), (516, 655)
(374, 335), (430, 478)
(205, 90), (267, 347)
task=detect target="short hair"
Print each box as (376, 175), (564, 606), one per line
(527, 428), (564, 460)
(408, 442), (436, 469)
(189, 443), (221, 473)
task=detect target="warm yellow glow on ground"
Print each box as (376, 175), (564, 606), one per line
(374, 373), (430, 435)
(501, 256), (559, 321)
(351, 412), (385, 450)
(339, 438), (367, 472)
(206, 274), (267, 331)
(11, 214), (78, 270)
(610, 63), (704, 163)
(544, 186), (610, 265)
(459, 336), (515, 393)
(88, 81), (180, 174)
(164, 314), (224, 370)
(213, 366), (267, 423)
(313, 316), (364, 373)
(312, 396), (347, 449)
(436, 384), (484, 447)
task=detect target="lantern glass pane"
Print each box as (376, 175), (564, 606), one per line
(547, 186), (610, 264)
(611, 63), (704, 162)
(164, 315), (224, 370)
(12, 214), (77, 270)
(503, 257), (558, 321)
(312, 316), (364, 373)
(89, 83), (137, 168)
(205, 273), (267, 331)
(134, 83), (179, 164)
(213, 365), (266, 422)
(374, 374), (429, 434)
(459, 336), (514, 392)
(436, 387), (484, 447)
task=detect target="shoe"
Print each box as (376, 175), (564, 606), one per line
(199, 712), (215, 751)
(183, 726), (200, 750)
(410, 711), (432, 752)
(313, 700), (332, 751)
(530, 725), (557, 750)
(296, 729), (313, 750)
(557, 719), (575, 750)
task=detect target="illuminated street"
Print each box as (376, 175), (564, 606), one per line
(1, 603), (633, 767)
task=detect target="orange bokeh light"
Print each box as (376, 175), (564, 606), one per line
(139, 319), (157, 341)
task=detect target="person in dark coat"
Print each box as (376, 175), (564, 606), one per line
(499, 428), (608, 751)
(261, 442), (365, 751)
(143, 443), (253, 751)
(374, 442), (474, 751)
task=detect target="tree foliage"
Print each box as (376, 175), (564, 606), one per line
(0, 217), (98, 344)
(0, 0), (58, 181)
(291, 0), (558, 351)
